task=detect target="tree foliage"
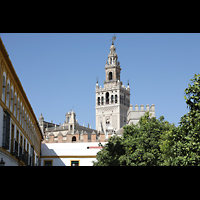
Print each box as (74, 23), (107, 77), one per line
(93, 112), (175, 166)
(163, 74), (200, 166)
(119, 114), (174, 166)
(93, 135), (125, 166)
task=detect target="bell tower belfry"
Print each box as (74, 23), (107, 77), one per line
(104, 41), (122, 87)
(95, 36), (130, 135)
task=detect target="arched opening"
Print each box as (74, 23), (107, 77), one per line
(6, 82), (10, 108)
(21, 111), (24, 130)
(14, 94), (17, 117)
(101, 96), (104, 105)
(109, 58), (112, 64)
(106, 118), (110, 125)
(17, 99), (20, 121)
(109, 72), (112, 80)
(106, 92), (109, 104)
(10, 87), (14, 112)
(72, 136), (76, 142)
(115, 95), (118, 103)
(111, 95), (114, 104)
(98, 97), (100, 105)
(19, 102), (22, 125)
(2, 75), (6, 102)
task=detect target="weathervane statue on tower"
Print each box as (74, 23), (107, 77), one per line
(111, 34), (116, 45)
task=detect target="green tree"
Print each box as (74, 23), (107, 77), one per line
(119, 113), (174, 166)
(163, 74), (200, 166)
(93, 135), (125, 166)
(93, 112), (174, 166)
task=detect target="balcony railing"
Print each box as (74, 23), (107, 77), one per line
(9, 140), (40, 166)
(19, 145), (23, 160)
(10, 140), (30, 166)
(11, 140), (19, 157)
(22, 150), (29, 165)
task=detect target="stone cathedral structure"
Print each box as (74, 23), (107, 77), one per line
(95, 39), (155, 138)
(95, 40), (130, 137)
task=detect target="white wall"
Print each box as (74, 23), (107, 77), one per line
(42, 157), (96, 166)
(41, 142), (106, 166)
(0, 151), (18, 166)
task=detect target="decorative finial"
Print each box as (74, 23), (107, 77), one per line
(127, 79), (129, 86)
(111, 34), (116, 45)
(96, 77), (98, 84)
(39, 113), (44, 120)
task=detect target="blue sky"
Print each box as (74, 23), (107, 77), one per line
(1, 33), (200, 129)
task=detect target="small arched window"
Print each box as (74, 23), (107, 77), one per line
(111, 95), (114, 103)
(72, 136), (76, 142)
(6, 82), (10, 108)
(106, 92), (109, 104)
(2, 75), (6, 102)
(109, 72), (112, 80)
(14, 94), (17, 117)
(101, 96), (104, 105)
(115, 95), (118, 103)
(10, 87), (14, 112)
(106, 118), (110, 124)
(98, 97), (100, 105)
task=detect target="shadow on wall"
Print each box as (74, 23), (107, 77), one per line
(41, 144), (66, 166)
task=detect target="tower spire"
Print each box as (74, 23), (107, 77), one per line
(104, 36), (121, 84)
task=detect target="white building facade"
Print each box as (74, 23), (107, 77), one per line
(0, 37), (43, 166)
(41, 142), (106, 166)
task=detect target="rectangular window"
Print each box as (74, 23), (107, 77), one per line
(20, 135), (23, 146)
(71, 160), (79, 166)
(24, 139), (26, 151)
(44, 160), (53, 166)
(19, 135), (23, 159)
(11, 124), (15, 153)
(14, 130), (19, 156)
(30, 146), (34, 166)
(27, 143), (29, 153)
(16, 130), (19, 142)
(2, 111), (10, 149)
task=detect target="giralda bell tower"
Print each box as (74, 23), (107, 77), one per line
(95, 35), (130, 134)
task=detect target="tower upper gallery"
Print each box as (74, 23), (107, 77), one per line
(104, 42), (122, 85)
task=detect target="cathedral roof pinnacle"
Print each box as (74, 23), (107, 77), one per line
(39, 113), (44, 120)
